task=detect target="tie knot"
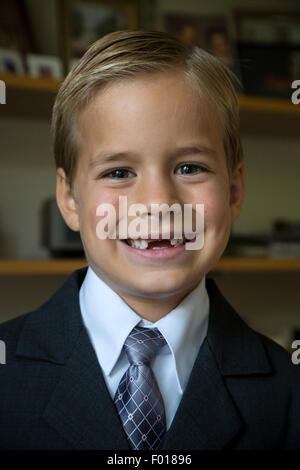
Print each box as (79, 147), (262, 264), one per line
(124, 326), (166, 365)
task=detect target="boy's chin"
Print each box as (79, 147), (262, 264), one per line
(120, 273), (200, 298)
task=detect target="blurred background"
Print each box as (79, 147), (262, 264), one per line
(0, 0), (300, 353)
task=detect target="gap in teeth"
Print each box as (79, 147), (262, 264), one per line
(126, 238), (185, 249)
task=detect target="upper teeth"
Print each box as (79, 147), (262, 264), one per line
(127, 238), (185, 249)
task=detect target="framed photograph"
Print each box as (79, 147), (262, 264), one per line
(0, 48), (25, 74)
(26, 54), (63, 80)
(60, 0), (140, 73)
(234, 9), (300, 45)
(233, 10), (300, 98)
(164, 13), (242, 88)
(0, 0), (35, 53)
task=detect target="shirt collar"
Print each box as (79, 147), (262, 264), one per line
(149, 277), (209, 391)
(79, 267), (209, 392)
(79, 267), (141, 376)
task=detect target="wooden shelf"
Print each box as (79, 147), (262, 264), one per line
(215, 257), (300, 272)
(239, 95), (300, 115)
(0, 259), (87, 275)
(0, 73), (61, 92)
(239, 95), (300, 137)
(0, 258), (300, 276)
(0, 73), (60, 119)
(1, 73), (300, 135)
(1, 73), (298, 113)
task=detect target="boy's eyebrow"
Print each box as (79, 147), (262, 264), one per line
(89, 144), (217, 168)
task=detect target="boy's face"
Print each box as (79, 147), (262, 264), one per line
(57, 70), (245, 308)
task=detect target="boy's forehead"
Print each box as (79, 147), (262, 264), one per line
(76, 71), (224, 164)
(80, 75), (218, 126)
(81, 70), (216, 117)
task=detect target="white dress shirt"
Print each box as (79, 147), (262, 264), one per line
(79, 266), (209, 430)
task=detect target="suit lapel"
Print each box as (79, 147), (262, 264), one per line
(160, 337), (243, 450)
(160, 277), (273, 450)
(16, 268), (130, 450)
(42, 323), (130, 450)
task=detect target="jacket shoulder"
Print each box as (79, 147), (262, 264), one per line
(206, 276), (299, 378)
(0, 267), (87, 364)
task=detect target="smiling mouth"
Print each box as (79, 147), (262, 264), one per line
(121, 236), (193, 250)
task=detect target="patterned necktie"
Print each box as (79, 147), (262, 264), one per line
(114, 326), (167, 450)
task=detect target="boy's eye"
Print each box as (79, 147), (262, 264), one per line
(101, 163), (208, 179)
(175, 163), (208, 175)
(102, 169), (134, 179)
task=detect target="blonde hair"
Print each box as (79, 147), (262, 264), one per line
(51, 29), (243, 186)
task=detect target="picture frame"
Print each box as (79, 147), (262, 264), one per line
(234, 9), (300, 45)
(0, 0), (36, 54)
(0, 48), (25, 75)
(164, 13), (243, 89)
(60, 0), (140, 74)
(26, 54), (63, 80)
(233, 10), (300, 98)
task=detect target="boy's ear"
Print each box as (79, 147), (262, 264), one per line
(229, 160), (246, 223)
(56, 168), (80, 232)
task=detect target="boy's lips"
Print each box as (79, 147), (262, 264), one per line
(124, 235), (187, 248)
(119, 235), (196, 261)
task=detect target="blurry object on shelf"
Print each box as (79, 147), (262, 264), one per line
(0, 48), (24, 74)
(234, 9), (300, 44)
(0, 0), (35, 54)
(164, 12), (243, 91)
(270, 242), (300, 258)
(224, 233), (270, 257)
(62, 0), (139, 69)
(26, 54), (63, 80)
(41, 198), (84, 258)
(236, 42), (297, 98)
(234, 10), (300, 98)
(269, 219), (300, 258)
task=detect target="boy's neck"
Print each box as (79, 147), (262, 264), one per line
(101, 276), (199, 322)
(117, 291), (192, 323)
(89, 266), (201, 322)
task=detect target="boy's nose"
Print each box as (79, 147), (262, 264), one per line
(133, 176), (181, 212)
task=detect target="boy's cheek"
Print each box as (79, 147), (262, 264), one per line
(79, 191), (118, 219)
(203, 197), (231, 230)
(83, 195), (121, 241)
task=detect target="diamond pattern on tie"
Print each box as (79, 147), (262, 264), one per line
(114, 326), (167, 450)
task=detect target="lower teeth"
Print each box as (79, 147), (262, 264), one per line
(125, 240), (184, 249)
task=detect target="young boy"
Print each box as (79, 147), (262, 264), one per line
(0, 30), (299, 450)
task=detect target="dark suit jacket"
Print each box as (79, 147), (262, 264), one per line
(0, 268), (299, 450)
